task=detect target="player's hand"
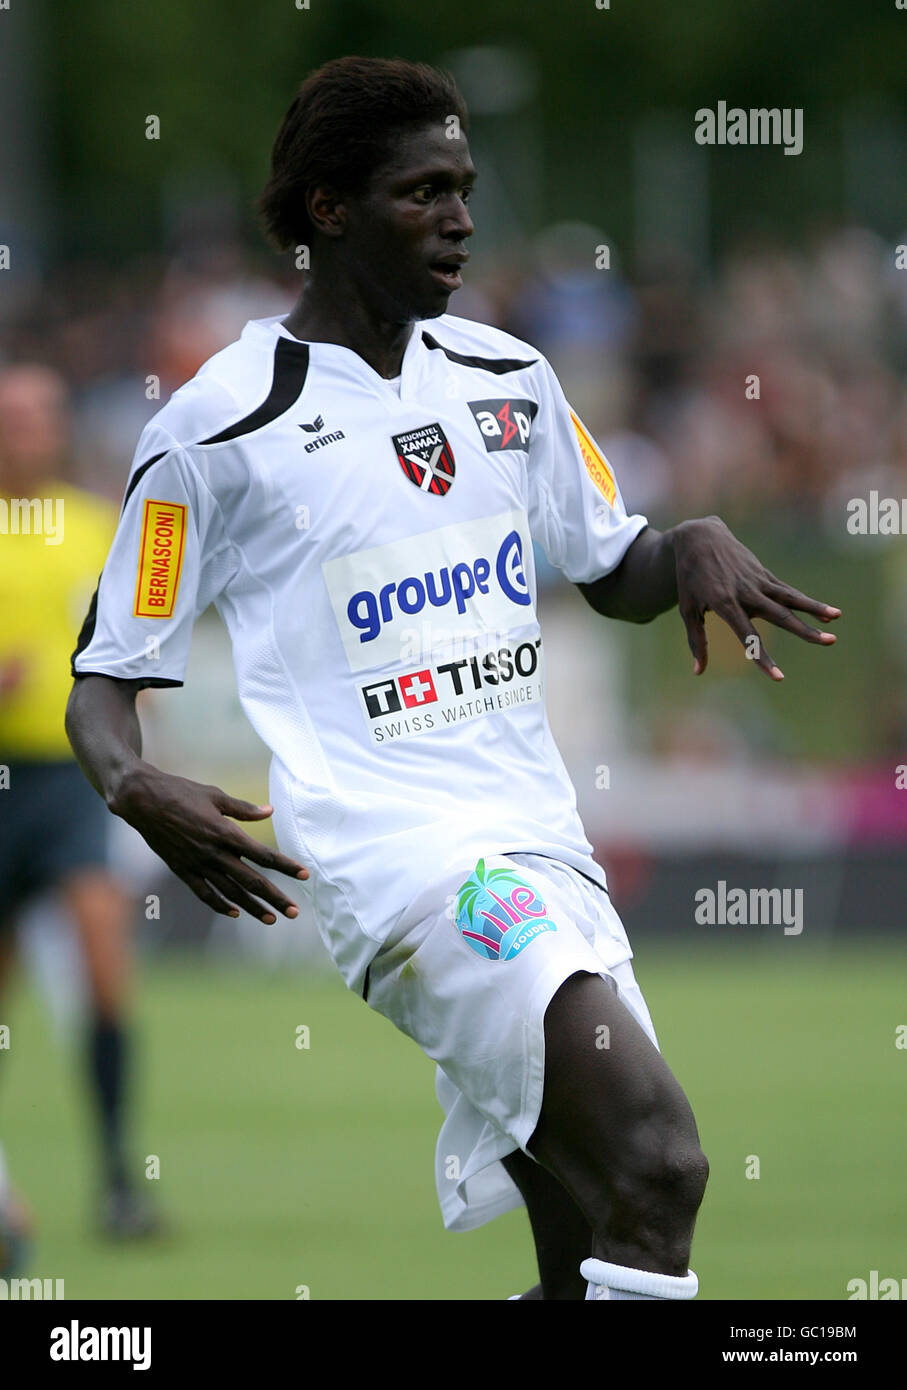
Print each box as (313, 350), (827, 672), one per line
(670, 516), (841, 681)
(109, 764), (309, 923)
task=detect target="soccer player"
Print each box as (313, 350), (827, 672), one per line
(65, 58), (839, 1300)
(0, 365), (161, 1239)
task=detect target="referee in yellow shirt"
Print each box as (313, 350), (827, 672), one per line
(0, 364), (160, 1251)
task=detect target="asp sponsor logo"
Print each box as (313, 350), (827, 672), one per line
(468, 398), (538, 452)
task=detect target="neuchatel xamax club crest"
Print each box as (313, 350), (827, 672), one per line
(392, 422), (456, 495)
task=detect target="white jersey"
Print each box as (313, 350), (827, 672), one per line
(73, 313), (647, 992)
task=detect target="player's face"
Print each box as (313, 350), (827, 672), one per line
(345, 123), (476, 323)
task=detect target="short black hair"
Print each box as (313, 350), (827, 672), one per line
(258, 56), (469, 251)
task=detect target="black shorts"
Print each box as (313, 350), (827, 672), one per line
(0, 759), (109, 932)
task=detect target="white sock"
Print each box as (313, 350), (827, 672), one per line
(580, 1257), (699, 1301)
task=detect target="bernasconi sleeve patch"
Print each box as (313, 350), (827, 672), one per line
(570, 408), (616, 506)
(133, 499), (187, 618)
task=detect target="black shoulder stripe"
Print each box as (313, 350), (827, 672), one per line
(122, 450), (168, 511)
(197, 337), (310, 445)
(119, 338), (311, 510)
(421, 331), (537, 374)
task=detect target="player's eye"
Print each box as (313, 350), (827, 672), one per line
(411, 184), (473, 205)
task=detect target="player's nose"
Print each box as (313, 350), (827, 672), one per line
(440, 197), (474, 240)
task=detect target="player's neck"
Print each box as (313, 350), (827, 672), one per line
(282, 278), (414, 380)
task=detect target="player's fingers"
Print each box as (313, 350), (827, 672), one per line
(680, 601), (708, 675)
(206, 871), (281, 925)
(183, 873), (241, 918)
(762, 580), (841, 621)
(218, 827), (309, 881)
(214, 856), (300, 918)
(212, 788), (275, 821)
(748, 595), (836, 645)
(715, 603), (782, 680)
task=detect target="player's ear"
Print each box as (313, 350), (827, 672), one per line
(307, 185), (347, 239)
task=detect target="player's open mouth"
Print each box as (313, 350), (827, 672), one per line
(429, 259), (466, 290)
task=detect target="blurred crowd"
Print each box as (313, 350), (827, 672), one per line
(3, 221), (907, 532)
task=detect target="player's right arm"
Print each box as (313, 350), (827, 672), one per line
(66, 430), (307, 924)
(65, 674), (307, 924)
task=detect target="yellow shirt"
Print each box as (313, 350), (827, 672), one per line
(0, 483), (116, 758)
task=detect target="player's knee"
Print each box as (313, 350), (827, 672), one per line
(611, 1114), (709, 1230)
(659, 1137), (709, 1215)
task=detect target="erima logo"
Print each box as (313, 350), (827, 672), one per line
(299, 417), (346, 453)
(50, 1321), (151, 1370)
(347, 528), (530, 644)
(468, 399), (538, 452)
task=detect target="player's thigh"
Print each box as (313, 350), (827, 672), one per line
(529, 967), (703, 1191)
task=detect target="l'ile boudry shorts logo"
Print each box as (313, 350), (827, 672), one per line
(456, 858), (557, 961)
(570, 409), (616, 506)
(133, 499), (187, 618)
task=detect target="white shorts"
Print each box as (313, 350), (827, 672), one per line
(365, 852), (660, 1232)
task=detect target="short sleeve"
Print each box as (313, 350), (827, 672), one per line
(72, 435), (230, 688)
(527, 358), (648, 583)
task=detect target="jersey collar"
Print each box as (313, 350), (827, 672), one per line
(254, 315), (426, 404)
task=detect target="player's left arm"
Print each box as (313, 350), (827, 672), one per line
(576, 516), (840, 681)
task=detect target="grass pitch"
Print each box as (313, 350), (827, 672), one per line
(3, 939), (904, 1300)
